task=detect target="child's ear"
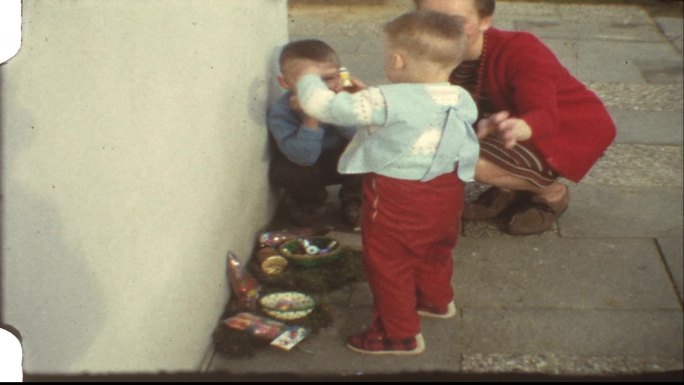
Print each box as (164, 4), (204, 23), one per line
(277, 74), (290, 90)
(393, 52), (405, 70)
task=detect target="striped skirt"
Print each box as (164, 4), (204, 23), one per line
(479, 137), (559, 187)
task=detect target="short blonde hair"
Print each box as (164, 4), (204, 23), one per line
(384, 10), (467, 69)
(413, 0), (496, 19)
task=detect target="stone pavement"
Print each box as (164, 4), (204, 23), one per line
(206, 1), (683, 380)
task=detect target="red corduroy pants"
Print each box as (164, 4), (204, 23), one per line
(360, 172), (464, 338)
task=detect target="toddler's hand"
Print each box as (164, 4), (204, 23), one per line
(289, 93), (319, 129)
(496, 116), (532, 148)
(289, 59), (323, 84)
(343, 77), (368, 94)
(289, 94), (303, 113)
(476, 111), (509, 139)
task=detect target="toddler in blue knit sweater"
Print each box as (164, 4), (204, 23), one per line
(289, 11), (479, 355)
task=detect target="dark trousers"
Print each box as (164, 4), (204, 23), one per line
(269, 146), (363, 206)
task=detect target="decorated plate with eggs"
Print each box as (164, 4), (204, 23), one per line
(277, 236), (342, 267)
(259, 291), (315, 321)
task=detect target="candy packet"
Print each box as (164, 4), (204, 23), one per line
(270, 326), (310, 351)
(226, 251), (261, 310)
(224, 312), (287, 340)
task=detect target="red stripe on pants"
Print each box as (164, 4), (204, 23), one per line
(361, 172), (464, 338)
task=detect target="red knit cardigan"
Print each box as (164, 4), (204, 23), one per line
(479, 28), (616, 182)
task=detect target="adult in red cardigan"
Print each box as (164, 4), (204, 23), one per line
(415, 0), (616, 235)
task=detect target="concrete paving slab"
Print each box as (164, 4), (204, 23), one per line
(577, 40), (682, 83)
(453, 237), (681, 310)
(459, 308), (683, 359)
(495, 2), (559, 20)
(541, 39), (580, 76)
(344, 282), (373, 307)
(516, 20), (665, 42)
(581, 144), (683, 188)
(559, 184), (683, 238)
(557, 4), (652, 24)
(667, 35), (684, 53)
(656, 237), (684, 302)
(580, 58), (645, 83)
(289, 21), (382, 41)
(327, 230), (362, 250)
(656, 16), (684, 38)
(492, 19), (515, 31)
(462, 353), (683, 375)
(656, 16), (684, 54)
(609, 108), (684, 145)
(336, 52), (387, 86)
(355, 34), (386, 55)
(637, 59), (684, 84)
(578, 40), (682, 65)
(287, 1), (408, 39)
(587, 81), (683, 111)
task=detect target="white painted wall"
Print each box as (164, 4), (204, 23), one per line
(1, 0), (287, 373)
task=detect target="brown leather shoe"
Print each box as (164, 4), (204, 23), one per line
(463, 187), (519, 221)
(506, 186), (570, 235)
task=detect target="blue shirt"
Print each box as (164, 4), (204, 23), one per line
(267, 91), (356, 166)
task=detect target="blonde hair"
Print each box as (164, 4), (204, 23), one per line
(384, 10), (467, 69)
(413, 0), (496, 19)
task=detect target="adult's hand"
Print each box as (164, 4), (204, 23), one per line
(476, 111), (510, 139)
(497, 116), (532, 148)
(477, 111), (532, 149)
(288, 93), (303, 113)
